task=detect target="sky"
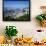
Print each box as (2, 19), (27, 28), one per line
(4, 0), (29, 9)
(4, 0), (29, 1)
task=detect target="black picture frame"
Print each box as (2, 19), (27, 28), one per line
(3, 0), (30, 21)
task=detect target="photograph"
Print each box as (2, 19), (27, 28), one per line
(3, 0), (30, 21)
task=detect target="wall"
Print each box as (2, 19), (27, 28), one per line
(0, 0), (46, 41)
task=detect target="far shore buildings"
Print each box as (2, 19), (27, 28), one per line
(4, 8), (29, 19)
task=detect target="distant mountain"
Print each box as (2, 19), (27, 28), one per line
(4, 7), (29, 16)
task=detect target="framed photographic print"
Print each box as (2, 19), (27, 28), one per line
(3, 0), (30, 21)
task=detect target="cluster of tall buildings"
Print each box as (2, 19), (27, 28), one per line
(4, 7), (29, 19)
